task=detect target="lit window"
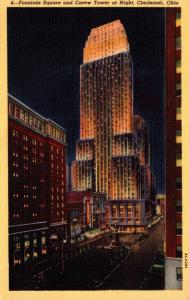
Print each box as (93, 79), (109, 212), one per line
(15, 105), (20, 118)
(25, 112), (29, 123)
(33, 118), (38, 128)
(14, 250), (21, 266)
(24, 239), (30, 248)
(32, 138), (37, 145)
(176, 153), (182, 167)
(41, 234), (47, 255)
(9, 102), (15, 115)
(33, 236), (37, 246)
(20, 109), (25, 121)
(24, 237), (30, 262)
(13, 236), (21, 250)
(176, 107), (181, 120)
(176, 130), (182, 144)
(176, 60), (181, 74)
(176, 11), (181, 27)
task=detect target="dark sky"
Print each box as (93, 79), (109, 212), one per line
(8, 8), (165, 193)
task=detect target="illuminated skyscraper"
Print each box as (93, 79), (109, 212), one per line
(72, 20), (155, 232)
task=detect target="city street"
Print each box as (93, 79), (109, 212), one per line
(33, 220), (165, 290)
(101, 221), (165, 290)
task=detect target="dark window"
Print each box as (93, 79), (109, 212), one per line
(176, 83), (181, 96)
(176, 222), (182, 235)
(176, 199), (182, 212)
(176, 246), (182, 258)
(176, 177), (182, 189)
(176, 11), (181, 21)
(176, 267), (182, 281)
(176, 153), (182, 160)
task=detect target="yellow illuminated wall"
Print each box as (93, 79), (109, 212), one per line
(83, 20), (130, 64)
(111, 156), (140, 200)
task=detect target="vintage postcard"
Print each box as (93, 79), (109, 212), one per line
(0, 0), (189, 299)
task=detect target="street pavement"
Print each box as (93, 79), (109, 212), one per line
(32, 220), (165, 290)
(101, 221), (165, 289)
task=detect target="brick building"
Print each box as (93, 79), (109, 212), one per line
(8, 94), (67, 289)
(165, 8), (182, 289)
(65, 190), (106, 241)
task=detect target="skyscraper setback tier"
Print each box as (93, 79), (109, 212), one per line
(72, 20), (155, 232)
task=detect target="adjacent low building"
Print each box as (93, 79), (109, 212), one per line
(65, 190), (106, 242)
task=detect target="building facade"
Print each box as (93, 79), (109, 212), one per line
(8, 94), (67, 289)
(72, 20), (155, 232)
(65, 190), (106, 242)
(165, 8), (182, 289)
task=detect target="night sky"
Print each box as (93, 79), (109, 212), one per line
(8, 8), (165, 193)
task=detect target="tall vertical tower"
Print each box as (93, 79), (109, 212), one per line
(73, 20), (133, 196)
(72, 20), (154, 232)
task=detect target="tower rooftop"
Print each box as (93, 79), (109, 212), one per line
(83, 20), (130, 64)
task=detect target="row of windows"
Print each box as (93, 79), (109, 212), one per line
(12, 212), (40, 218)
(12, 194), (46, 201)
(51, 194), (64, 201)
(83, 51), (129, 66)
(82, 72), (130, 81)
(13, 235), (47, 266)
(12, 131), (65, 154)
